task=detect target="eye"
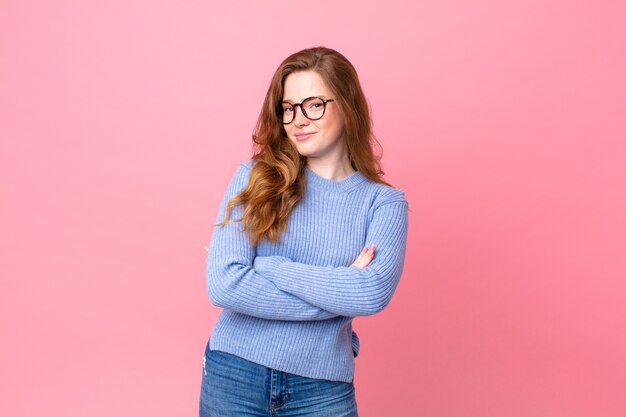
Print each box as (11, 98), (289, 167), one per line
(282, 106), (293, 113)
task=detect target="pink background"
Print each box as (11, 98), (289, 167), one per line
(1, 1), (625, 416)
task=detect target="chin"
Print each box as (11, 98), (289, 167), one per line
(291, 142), (315, 154)
(295, 150), (315, 158)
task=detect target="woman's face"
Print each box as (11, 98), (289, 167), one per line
(281, 70), (346, 162)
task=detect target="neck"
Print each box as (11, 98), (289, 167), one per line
(306, 156), (355, 181)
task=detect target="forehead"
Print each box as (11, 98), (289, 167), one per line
(282, 70), (331, 103)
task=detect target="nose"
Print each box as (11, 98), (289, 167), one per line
(293, 104), (309, 126)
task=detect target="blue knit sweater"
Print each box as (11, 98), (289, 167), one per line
(205, 159), (409, 382)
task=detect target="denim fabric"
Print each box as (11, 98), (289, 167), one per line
(199, 338), (359, 417)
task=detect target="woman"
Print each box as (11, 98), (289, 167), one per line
(200, 46), (409, 417)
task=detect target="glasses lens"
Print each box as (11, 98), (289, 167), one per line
(302, 97), (325, 120)
(282, 103), (294, 124)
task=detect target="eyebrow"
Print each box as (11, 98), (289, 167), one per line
(282, 95), (328, 103)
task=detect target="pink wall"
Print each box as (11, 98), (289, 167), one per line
(1, 1), (625, 416)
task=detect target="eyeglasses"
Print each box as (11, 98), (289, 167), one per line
(281, 97), (335, 124)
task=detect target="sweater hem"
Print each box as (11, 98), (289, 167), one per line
(208, 336), (355, 383)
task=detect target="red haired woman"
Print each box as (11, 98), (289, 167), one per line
(200, 46), (409, 417)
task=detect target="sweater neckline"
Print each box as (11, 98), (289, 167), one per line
(305, 166), (366, 192)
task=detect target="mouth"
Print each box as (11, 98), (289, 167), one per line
(295, 132), (315, 140)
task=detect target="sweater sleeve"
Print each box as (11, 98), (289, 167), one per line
(205, 162), (340, 321)
(253, 191), (409, 317)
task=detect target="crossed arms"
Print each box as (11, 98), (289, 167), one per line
(205, 163), (408, 321)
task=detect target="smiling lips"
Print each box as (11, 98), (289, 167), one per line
(295, 132), (316, 140)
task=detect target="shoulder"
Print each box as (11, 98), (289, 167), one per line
(239, 159), (254, 171)
(230, 159), (254, 179)
(359, 177), (407, 209)
(223, 159), (255, 193)
(229, 159), (253, 177)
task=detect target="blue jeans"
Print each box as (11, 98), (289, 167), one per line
(199, 337), (359, 417)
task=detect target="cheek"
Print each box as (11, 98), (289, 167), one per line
(325, 118), (344, 138)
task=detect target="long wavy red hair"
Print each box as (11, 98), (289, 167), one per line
(219, 46), (394, 245)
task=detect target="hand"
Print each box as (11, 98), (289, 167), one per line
(204, 246), (208, 262)
(351, 244), (375, 269)
(206, 244), (377, 268)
